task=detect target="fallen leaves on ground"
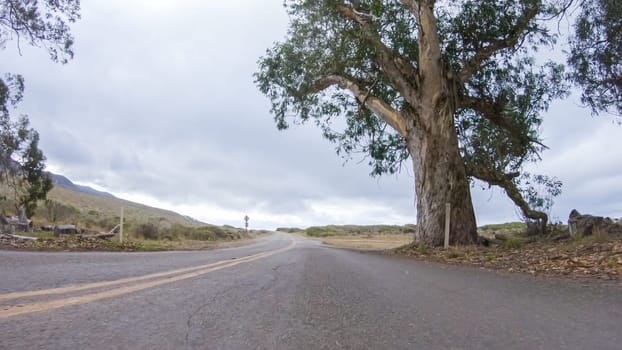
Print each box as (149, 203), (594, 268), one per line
(393, 239), (622, 280)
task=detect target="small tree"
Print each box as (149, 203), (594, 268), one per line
(0, 118), (52, 217)
(42, 200), (78, 223)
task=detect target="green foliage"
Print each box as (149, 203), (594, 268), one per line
(302, 224), (415, 237)
(0, 117), (53, 217)
(503, 235), (525, 249)
(447, 249), (461, 259)
(479, 222), (527, 231)
(133, 222), (160, 240)
(101, 239), (166, 252)
(0, 0), (80, 64)
(20, 230), (56, 240)
(276, 227), (304, 233)
(485, 253), (497, 261)
(18, 131), (53, 217)
(417, 242), (429, 255)
(571, 230), (612, 246)
(517, 173), (562, 217)
(569, 0), (622, 115)
(255, 0), (413, 176)
(39, 200), (79, 223)
(93, 217), (118, 230)
(131, 222), (246, 242)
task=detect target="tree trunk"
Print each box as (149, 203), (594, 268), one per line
(404, 2), (478, 246)
(407, 111), (478, 246)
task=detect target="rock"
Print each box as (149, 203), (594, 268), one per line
(568, 210), (622, 237)
(477, 236), (491, 246)
(494, 233), (508, 241)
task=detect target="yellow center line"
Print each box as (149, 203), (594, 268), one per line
(0, 237), (296, 319)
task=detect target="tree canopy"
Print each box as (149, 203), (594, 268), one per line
(569, 0), (622, 115)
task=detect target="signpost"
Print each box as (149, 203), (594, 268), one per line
(444, 202), (451, 249)
(120, 207), (124, 243)
(244, 215), (250, 233)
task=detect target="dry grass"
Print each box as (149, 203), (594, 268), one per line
(44, 186), (204, 228)
(320, 234), (412, 249)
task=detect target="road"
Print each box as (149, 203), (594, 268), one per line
(1, 233), (621, 349)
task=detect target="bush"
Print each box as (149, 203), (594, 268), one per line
(503, 235), (524, 249)
(306, 226), (339, 237)
(134, 222), (160, 240)
(37, 200), (79, 223)
(276, 227), (303, 233)
(479, 222), (526, 232)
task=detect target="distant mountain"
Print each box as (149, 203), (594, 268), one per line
(49, 173), (116, 198)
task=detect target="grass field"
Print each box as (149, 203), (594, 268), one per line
(277, 224), (416, 237)
(279, 224), (414, 249)
(319, 234), (412, 249)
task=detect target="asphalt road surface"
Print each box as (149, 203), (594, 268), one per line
(1, 233), (621, 349)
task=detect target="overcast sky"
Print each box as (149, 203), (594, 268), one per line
(1, 1), (620, 229)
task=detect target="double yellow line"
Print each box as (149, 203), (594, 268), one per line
(0, 237), (296, 319)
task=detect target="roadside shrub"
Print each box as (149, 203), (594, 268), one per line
(402, 224), (417, 234)
(96, 217), (118, 230)
(503, 235), (524, 249)
(276, 227), (303, 233)
(479, 222), (527, 232)
(306, 226), (339, 237)
(134, 222), (160, 240)
(303, 224), (416, 237)
(447, 250), (461, 259)
(36, 200), (79, 223)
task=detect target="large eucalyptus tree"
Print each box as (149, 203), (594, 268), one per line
(256, 0), (613, 246)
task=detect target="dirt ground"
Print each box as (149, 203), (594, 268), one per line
(392, 235), (622, 281)
(309, 231), (622, 281)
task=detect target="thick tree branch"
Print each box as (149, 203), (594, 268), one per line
(461, 95), (545, 149)
(398, 0), (422, 16)
(466, 163), (548, 231)
(399, 0), (451, 116)
(459, 5), (539, 83)
(337, 4), (420, 108)
(414, 1), (445, 107)
(310, 74), (408, 136)
(461, 95), (522, 136)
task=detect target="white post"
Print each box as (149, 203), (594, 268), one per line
(444, 202), (451, 249)
(119, 207), (124, 244)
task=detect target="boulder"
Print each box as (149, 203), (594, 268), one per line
(568, 210), (622, 237)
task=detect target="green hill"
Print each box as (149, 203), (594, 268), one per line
(42, 185), (204, 229)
